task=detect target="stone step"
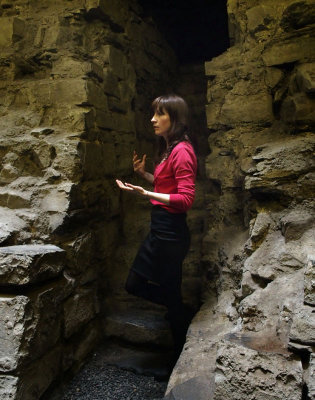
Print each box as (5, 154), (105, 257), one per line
(92, 340), (174, 381)
(103, 308), (173, 348)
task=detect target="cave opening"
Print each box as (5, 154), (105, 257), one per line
(138, 0), (230, 64)
(132, 0), (230, 174)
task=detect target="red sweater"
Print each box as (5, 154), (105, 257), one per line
(151, 141), (197, 213)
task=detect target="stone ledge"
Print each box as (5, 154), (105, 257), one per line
(0, 245), (65, 286)
(0, 274), (73, 373)
(103, 308), (172, 348)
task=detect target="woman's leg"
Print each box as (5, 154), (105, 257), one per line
(126, 212), (192, 358)
(125, 269), (166, 306)
(156, 231), (191, 358)
(163, 279), (189, 357)
(125, 266), (188, 357)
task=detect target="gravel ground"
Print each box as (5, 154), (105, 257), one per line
(62, 358), (167, 400)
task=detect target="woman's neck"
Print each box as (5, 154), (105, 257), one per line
(162, 135), (169, 147)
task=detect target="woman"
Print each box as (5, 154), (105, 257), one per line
(116, 94), (197, 360)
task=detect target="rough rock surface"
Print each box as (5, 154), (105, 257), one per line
(0, 0), (181, 398)
(0, 244), (65, 285)
(166, 0), (315, 399)
(1, 0), (314, 399)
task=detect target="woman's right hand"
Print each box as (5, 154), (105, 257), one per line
(133, 150), (146, 177)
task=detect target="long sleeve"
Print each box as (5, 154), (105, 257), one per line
(151, 141), (197, 213)
(169, 145), (197, 212)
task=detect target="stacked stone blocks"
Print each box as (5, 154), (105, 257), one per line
(0, 0), (187, 398)
(167, 0), (315, 398)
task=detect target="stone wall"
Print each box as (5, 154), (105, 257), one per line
(0, 1), (179, 398)
(167, 0), (315, 399)
(2, 0), (314, 399)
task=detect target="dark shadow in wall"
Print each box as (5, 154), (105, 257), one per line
(138, 0), (229, 63)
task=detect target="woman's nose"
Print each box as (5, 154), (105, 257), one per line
(151, 114), (156, 123)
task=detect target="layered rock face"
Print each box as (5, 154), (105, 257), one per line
(0, 1), (179, 398)
(167, 0), (315, 399)
(1, 0), (314, 399)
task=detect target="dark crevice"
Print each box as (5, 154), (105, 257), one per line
(286, 349), (311, 400)
(302, 383), (310, 400)
(207, 179), (222, 196)
(251, 274), (273, 289)
(301, 351), (311, 369)
(0, 274), (69, 295)
(276, 61), (297, 72)
(249, 188), (293, 207)
(84, 10), (125, 33)
(138, 0), (229, 63)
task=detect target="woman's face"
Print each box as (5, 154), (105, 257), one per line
(151, 108), (171, 139)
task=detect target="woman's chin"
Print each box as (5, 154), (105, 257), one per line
(154, 131), (167, 138)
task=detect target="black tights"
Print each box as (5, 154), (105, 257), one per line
(126, 207), (193, 357)
(125, 270), (168, 306)
(125, 270), (190, 356)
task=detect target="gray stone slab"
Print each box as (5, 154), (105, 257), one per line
(0, 207), (26, 244)
(0, 375), (18, 400)
(0, 276), (70, 373)
(0, 244), (65, 285)
(89, 341), (173, 381)
(0, 244), (63, 256)
(164, 375), (214, 400)
(63, 287), (98, 338)
(0, 295), (29, 372)
(213, 340), (303, 400)
(289, 304), (315, 345)
(103, 308), (172, 348)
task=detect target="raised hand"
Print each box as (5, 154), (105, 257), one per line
(133, 150), (154, 185)
(133, 150), (146, 176)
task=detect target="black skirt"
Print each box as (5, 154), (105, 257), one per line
(131, 206), (190, 287)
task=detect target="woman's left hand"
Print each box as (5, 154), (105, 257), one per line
(116, 179), (148, 196)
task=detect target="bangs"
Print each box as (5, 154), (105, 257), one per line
(151, 94), (194, 162)
(152, 97), (168, 115)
